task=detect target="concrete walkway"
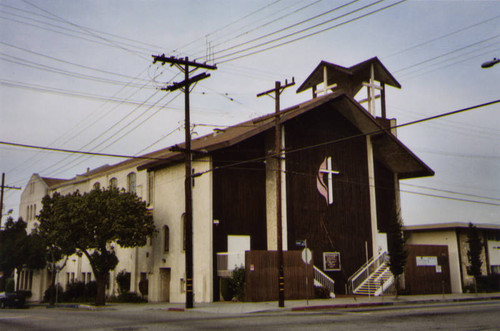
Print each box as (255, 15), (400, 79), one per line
(68, 292), (500, 314)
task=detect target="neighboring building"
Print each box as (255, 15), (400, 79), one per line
(405, 222), (500, 293)
(19, 57), (433, 303)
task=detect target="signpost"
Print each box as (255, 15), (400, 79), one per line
(297, 239), (311, 305)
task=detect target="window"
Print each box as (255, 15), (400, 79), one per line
(163, 225), (170, 252)
(109, 177), (118, 188)
(127, 172), (136, 194)
(148, 171), (154, 205)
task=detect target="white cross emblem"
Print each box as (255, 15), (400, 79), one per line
(317, 156), (340, 205)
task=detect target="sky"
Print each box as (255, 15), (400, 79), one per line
(0, 0), (499, 227)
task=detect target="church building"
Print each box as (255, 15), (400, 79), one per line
(19, 57), (433, 303)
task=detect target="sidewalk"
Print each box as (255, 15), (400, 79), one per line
(68, 292), (500, 314)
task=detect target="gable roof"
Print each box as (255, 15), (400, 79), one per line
(41, 177), (68, 188)
(296, 57), (401, 97)
(139, 91), (434, 179)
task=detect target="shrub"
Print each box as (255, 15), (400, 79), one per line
(116, 270), (131, 295)
(16, 290), (32, 299)
(43, 284), (65, 303)
(220, 277), (234, 301)
(229, 267), (245, 301)
(64, 281), (86, 301)
(477, 275), (500, 292)
(5, 278), (15, 293)
(314, 286), (330, 299)
(139, 279), (148, 297)
(116, 292), (146, 303)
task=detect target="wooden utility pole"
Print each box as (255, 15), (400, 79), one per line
(0, 173), (21, 225)
(152, 55), (216, 309)
(257, 78), (295, 308)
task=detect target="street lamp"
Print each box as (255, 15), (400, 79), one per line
(481, 57), (499, 68)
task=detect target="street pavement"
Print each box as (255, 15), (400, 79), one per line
(42, 292), (500, 314)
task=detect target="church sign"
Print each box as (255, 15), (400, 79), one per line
(323, 252), (341, 271)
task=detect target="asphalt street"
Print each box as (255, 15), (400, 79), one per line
(0, 300), (499, 330)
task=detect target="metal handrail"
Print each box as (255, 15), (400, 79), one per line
(348, 251), (388, 293)
(313, 265), (335, 294)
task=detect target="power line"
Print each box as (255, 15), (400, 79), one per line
(175, 0), (284, 54)
(204, 0), (361, 61)
(22, 0), (149, 61)
(0, 79), (167, 106)
(219, 0), (407, 63)
(0, 41), (151, 81)
(0, 140), (165, 160)
(400, 183), (500, 202)
(384, 14), (500, 58)
(195, 0), (328, 58)
(394, 34), (500, 73)
(0, 14), (153, 56)
(0, 3), (163, 51)
(0, 53), (155, 89)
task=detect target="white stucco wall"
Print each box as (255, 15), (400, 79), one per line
(149, 156), (213, 303)
(406, 230), (462, 294)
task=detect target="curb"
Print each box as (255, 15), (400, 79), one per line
(290, 295), (500, 312)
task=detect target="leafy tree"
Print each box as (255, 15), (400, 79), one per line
(466, 222), (483, 292)
(0, 217), (46, 292)
(37, 187), (155, 306)
(387, 206), (408, 298)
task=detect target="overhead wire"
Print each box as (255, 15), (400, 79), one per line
(218, 0), (407, 63)
(0, 3), (164, 51)
(201, 0), (362, 61)
(22, 0), (150, 61)
(174, 0), (284, 54)
(193, 0), (326, 58)
(0, 14), (153, 55)
(0, 53), (155, 89)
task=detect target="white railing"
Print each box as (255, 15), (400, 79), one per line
(216, 252), (245, 277)
(313, 265), (335, 296)
(348, 251), (388, 294)
(374, 271), (394, 297)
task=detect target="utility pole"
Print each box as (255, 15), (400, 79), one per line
(152, 55), (216, 309)
(0, 173), (21, 225)
(257, 78), (295, 308)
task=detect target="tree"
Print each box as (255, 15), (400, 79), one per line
(0, 217), (46, 292)
(37, 187), (155, 306)
(387, 206), (408, 298)
(466, 222), (483, 293)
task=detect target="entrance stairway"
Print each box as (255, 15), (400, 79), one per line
(348, 252), (394, 296)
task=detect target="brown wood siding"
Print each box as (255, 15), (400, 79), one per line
(405, 244), (451, 295)
(375, 159), (396, 233)
(212, 135), (268, 300)
(244, 250), (314, 301)
(284, 104), (373, 294)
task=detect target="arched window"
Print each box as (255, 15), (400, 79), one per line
(109, 177), (118, 188)
(163, 225), (170, 252)
(127, 172), (136, 194)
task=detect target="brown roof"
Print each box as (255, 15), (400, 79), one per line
(41, 177), (68, 188)
(139, 91), (434, 179)
(296, 57), (401, 97)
